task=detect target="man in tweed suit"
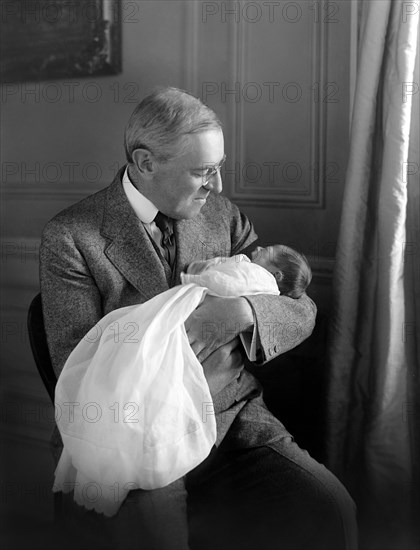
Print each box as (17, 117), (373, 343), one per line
(40, 88), (357, 550)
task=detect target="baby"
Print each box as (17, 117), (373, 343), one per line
(181, 244), (312, 299)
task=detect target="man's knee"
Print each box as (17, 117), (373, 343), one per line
(294, 469), (357, 550)
(264, 440), (358, 550)
(187, 441), (357, 550)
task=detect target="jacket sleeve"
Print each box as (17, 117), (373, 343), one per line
(40, 219), (103, 377)
(243, 293), (317, 364)
(227, 199), (317, 363)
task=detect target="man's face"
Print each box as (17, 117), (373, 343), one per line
(150, 129), (225, 219)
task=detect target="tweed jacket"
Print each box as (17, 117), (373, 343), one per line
(40, 169), (316, 377)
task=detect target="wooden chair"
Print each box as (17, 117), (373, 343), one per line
(27, 293), (62, 519)
(27, 293), (57, 403)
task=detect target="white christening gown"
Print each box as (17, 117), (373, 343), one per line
(53, 255), (279, 516)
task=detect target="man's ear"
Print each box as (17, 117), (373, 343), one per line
(273, 271), (284, 285)
(132, 148), (155, 176)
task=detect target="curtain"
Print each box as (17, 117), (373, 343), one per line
(326, 1), (419, 549)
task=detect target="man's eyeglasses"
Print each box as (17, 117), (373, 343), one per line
(202, 155), (226, 186)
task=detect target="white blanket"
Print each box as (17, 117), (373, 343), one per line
(54, 284), (216, 516)
(181, 254), (279, 298)
(53, 259), (279, 516)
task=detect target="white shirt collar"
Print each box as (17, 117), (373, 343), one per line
(122, 166), (158, 224)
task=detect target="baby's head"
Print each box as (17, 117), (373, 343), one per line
(251, 245), (312, 299)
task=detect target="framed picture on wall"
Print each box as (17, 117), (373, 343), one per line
(0, 0), (122, 82)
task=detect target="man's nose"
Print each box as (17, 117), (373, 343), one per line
(206, 171), (223, 194)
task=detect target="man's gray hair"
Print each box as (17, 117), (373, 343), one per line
(124, 87), (222, 163)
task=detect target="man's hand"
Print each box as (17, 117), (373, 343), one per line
(200, 338), (244, 397)
(185, 295), (254, 362)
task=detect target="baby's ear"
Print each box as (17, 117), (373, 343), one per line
(273, 271), (284, 284)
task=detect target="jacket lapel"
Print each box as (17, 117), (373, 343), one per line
(101, 169), (169, 300)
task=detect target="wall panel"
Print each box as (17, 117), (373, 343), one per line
(1, 1), (352, 449)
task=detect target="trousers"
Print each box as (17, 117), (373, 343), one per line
(59, 371), (358, 550)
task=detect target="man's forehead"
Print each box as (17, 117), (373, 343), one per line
(181, 130), (224, 164)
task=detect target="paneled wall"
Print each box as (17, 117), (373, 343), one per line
(1, 0), (352, 444)
(185, 0), (352, 310)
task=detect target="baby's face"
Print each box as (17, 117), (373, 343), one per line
(251, 246), (277, 273)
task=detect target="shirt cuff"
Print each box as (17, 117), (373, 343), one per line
(239, 316), (260, 362)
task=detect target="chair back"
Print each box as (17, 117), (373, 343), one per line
(27, 293), (57, 404)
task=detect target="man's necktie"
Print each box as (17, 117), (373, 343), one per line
(154, 212), (176, 268)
